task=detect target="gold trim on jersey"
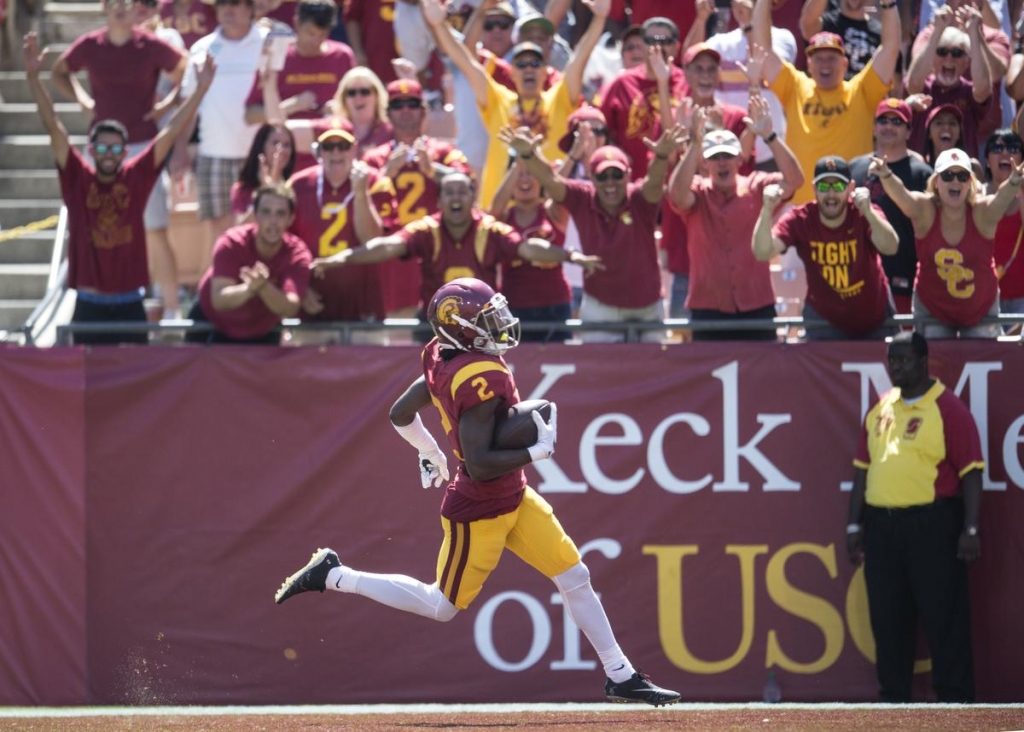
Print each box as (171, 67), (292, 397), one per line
(450, 361), (509, 401)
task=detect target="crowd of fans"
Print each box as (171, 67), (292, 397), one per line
(25, 0), (1024, 344)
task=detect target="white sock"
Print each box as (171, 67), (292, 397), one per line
(326, 567), (457, 621)
(560, 580), (635, 682)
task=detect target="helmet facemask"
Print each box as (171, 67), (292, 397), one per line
(439, 292), (521, 355)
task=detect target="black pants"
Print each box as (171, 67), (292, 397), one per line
(690, 305), (778, 342)
(185, 300), (280, 345)
(71, 298), (148, 345)
(863, 500), (974, 702)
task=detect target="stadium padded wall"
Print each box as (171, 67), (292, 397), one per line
(0, 343), (1022, 705)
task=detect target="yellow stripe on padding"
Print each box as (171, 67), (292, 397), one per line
(450, 361), (508, 401)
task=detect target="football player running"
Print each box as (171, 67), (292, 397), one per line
(275, 277), (680, 706)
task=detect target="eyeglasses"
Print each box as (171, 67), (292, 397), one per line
(643, 35), (676, 46)
(815, 180), (847, 192)
(936, 47), (967, 58)
(939, 170), (971, 182)
(875, 116), (906, 127)
(344, 87), (374, 97)
(988, 143), (1023, 155)
(514, 58), (543, 69)
(483, 18), (513, 31)
(318, 140), (352, 152)
(388, 99), (422, 111)
(92, 142), (125, 155)
(594, 168), (625, 181)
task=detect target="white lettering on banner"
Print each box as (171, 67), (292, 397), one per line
(650, 414), (713, 494)
(1004, 416), (1024, 488)
(581, 415), (645, 494)
(473, 591), (550, 672)
(474, 539), (620, 673)
(527, 364), (588, 494)
(952, 362), (1005, 491)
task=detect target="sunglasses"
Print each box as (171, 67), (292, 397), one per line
(594, 168), (625, 182)
(483, 18), (513, 31)
(388, 99), (422, 111)
(644, 35), (676, 46)
(318, 140), (352, 152)
(215, 0), (245, 5)
(345, 87), (374, 98)
(815, 180), (847, 193)
(988, 143), (1023, 155)
(514, 58), (543, 69)
(936, 47), (966, 58)
(939, 170), (971, 183)
(875, 116), (906, 127)
(92, 142), (125, 155)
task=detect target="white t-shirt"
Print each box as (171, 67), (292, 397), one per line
(706, 27), (796, 164)
(184, 24), (267, 159)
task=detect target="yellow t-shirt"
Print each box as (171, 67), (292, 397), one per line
(479, 76), (575, 209)
(770, 59), (890, 205)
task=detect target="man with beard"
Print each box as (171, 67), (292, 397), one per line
(668, 98), (803, 340)
(24, 33), (214, 344)
(309, 173), (603, 315)
(750, 0), (900, 204)
(799, 0), (884, 79)
(752, 155), (898, 339)
(850, 99), (933, 315)
(190, 184), (311, 344)
(362, 79), (472, 317)
(847, 331), (982, 703)
(906, 7), (991, 159)
(421, 0), (610, 207)
(288, 128), (396, 337)
(502, 125), (687, 343)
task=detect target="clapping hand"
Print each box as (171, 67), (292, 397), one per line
(241, 261), (270, 293)
(498, 125), (542, 160)
(743, 94), (772, 139)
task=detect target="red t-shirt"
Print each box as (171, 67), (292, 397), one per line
(288, 165), (396, 320)
(62, 28), (183, 143)
(230, 182), (255, 219)
(773, 202), (891, 335)
(396, 211), (522, 307)
(660, 203), (688, 276)
(362, 138), (471, 313)
(597, 65), (688, 180)
(560, 179), (662, 308)
(995, 208), (1024, 300)
(198, 224), (311, 340)
(421, 339), (525, 523)
(158, 0), (217, 49)
(914, 209), (999, 328)
(345, 0), (399, 84)
(59, 144), (159, 293)
(245, 40), (355, 121)
(678, 172), (781, 313)
(501, 205), (571, 309)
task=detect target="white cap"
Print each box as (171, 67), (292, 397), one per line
(702, 129), (742, 159)
(933, 148), (971, 175)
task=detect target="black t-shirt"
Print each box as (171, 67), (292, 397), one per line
(849, 153), (934, 297)
(822, 11), (882, 79)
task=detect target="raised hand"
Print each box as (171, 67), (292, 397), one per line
(391, 57), (418, 81)
(695, 0), (715, 21)
(412, 137), (433, 176)
(743, 94), (772, 139)
(582, 0), (611, 19)
(420, 0), (448, 27)
(737, 43), (767, 90)
(762, 182), (785, 210)
(498, 125), (542, 159)
(933, 4), (955, 32)
(649, 44), (671, 83)
(350, 160), (370, 191)
(852, 186), (872, 213)
(195, 53), (217, 91)
(960, 4), (982, 37)
(643, 122), (688, 159)
(22, 32), (45, 76)
(868, 154), (891, 180)
(904, 93), (932, 112)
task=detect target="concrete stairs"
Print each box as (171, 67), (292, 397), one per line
(0, 7), (96, 336)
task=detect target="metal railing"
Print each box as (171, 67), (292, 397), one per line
(20, 205), (70, 345)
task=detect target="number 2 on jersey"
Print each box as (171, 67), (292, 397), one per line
(319, 204), (350, 256)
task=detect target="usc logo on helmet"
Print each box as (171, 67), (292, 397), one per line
(435, 296), (462, 326)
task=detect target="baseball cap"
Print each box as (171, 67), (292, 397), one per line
(812, 155), (851, 184)
(641, 16), (680, 40)
(484, 1), (515, 17)
(925, 103), (963, 129)
(511, 41), (545, 59)
(317, 126), (355, 145)
(933, 148), (972, 174)
(620, 24), (644, 44)
(514, 13), (555, 40)
(806, 31), (845, 55)
(558, 106), (607, 152)
(875, 97), (912, 126)
(589, 145), (631, 175)
(702, 129), (742, 159)
(682, 42), (721, 67)
(386, 79), (423, 101)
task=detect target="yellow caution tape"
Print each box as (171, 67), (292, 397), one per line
(0, 215), (61, 243)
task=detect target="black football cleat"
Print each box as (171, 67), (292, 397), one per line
(605, 671), (681, 707)
(274, 548), (340, 605)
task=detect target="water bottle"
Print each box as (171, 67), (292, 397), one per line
(762, 671), (782, 703)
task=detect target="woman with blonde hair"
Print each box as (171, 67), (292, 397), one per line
(287, 66), (393, 157)
(871, 148), (1023, 338)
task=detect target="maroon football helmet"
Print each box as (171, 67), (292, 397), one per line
(427, 278), (521, 355)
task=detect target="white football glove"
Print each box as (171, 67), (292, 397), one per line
(527, 403), (558, 462)
(418, 448), (450, 489)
